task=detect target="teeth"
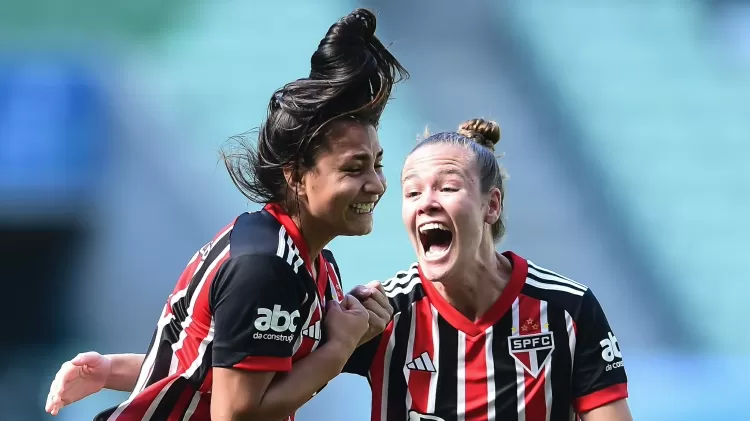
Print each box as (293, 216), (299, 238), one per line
(419, 222), (450, 233)
(350, 202), (375, 214)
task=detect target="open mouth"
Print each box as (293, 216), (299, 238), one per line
(418, 222), (453, 258)
(350, 202), (376, 214)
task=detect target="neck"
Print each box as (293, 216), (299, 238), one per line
(433, 237), (512, 321)
(291, 213), (334, 264)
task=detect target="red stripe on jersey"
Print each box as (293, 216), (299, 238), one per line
(370, 319), (396, 421)
(166, 387), (195, 421)
(464, 334), (489, 421)
(325, 260), (344, 301)
(111, 375), (175, 420)
(518, 295), (548, 421)
(407, 299), (436, 414)
(185, 392), (210, 420)
(574, 383), (628, 413)
(174, 249), (230, 374)
(234, 355), (292, 372)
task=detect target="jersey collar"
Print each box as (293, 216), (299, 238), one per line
(418, 251), (528, 337)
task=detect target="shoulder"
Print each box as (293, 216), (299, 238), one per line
(378, 263), (423, 313)
(521, 259), (594, 319)
(227, 210), (287, 257)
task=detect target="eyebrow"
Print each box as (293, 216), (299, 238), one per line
(402, 168), (464, 182)
(348, 149), (383, 161)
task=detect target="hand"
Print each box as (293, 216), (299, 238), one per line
(45, 352), (112, 416)
(349, 281), (394, 346)
(324, 294), (369, 352)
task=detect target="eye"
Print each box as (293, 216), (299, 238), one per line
(441, 186), (459, 192)
(375, 162), (384, 169)
(404, 191), (420, 198)
(343, 167), (362, 173)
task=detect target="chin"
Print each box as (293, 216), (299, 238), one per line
(416, 248), (459, 281)
(342, 222), (374, 237)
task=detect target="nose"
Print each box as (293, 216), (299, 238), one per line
(363, 170), (386, 197)
(416, 189), (441, 216)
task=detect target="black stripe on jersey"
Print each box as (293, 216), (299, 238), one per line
(147, 338), (177, 389)
(386, 307), (413, 421)
(150, 377), (190, 419)
(548, 306), (574, 421)
(434, 315), (458, 419)
(491, 313), (518, 420)
(189, 346), (212, 389)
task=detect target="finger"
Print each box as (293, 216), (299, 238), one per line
(362, 299), (391, 322)
(71, 351), (100, 366)
(343, 294), (367, 313)
(326, 300), (342, 313)
(365, 288), (392, 315)
(349, 285), (373, 301)
(45, 392), (53, 412)
(340, 294), (358, 310)
(366, 280), (385, 293)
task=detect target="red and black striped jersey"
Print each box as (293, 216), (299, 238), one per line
(94, 203), (344, 421)
(344, 251), (628, 421)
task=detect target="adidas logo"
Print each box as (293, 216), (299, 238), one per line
(301, 320), (321, 341)
(405, 351), (436, 372)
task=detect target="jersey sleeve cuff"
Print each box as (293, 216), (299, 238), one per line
(232, 356), (292, 372)
(574, 383), (628, 413)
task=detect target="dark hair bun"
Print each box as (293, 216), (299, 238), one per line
(457, 118), (501, 151)
(310, 9), (377, 81)
(304, 8), (408, 123)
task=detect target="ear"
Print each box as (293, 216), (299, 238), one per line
(283, 166), (307, 199)
(484, 187), (502, 225)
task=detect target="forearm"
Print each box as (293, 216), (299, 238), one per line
(104, 353), (146, 392)
(255, 342), (353, 420)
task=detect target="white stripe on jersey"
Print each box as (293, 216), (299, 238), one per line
(293, 293), (319, 354)
(456, 330), (467, 421)
(384, 273), (420, 298)
(512, 297), (526, 421)
(276, 227), (304, 273)
(527, 263), (587, 291)
(485, 326), (496, 421)
(403, 302), (418, 412)
(526, 279), (585, 296)
(565, 310), (577, 367)
(541, 300), (552, 421)
(427, 304), (440, 414)
(382, 265), (419, 292)
(182, 392), (201, 420)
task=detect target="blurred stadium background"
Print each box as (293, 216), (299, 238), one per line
(1, 1), (748, 420)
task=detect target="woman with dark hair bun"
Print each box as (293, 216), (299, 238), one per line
(45, 9), (408, 421)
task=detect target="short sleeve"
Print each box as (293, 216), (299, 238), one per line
(572, 289), (629, 413)
(210, 254), (306, 373)
(342, 334), (381, 377)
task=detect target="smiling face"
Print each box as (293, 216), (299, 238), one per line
(299, 120), (386, 238)
(401, 142), (502, 281)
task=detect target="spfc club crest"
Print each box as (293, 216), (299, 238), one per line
(507, 332), (555, 378)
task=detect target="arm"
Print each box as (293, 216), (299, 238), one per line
(103, 353), (145, 391)
(212, 297), (368, 421)
(580, 399), (633, 421)
(571, 289), (630, 415)
(208, 255), (369, 421)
